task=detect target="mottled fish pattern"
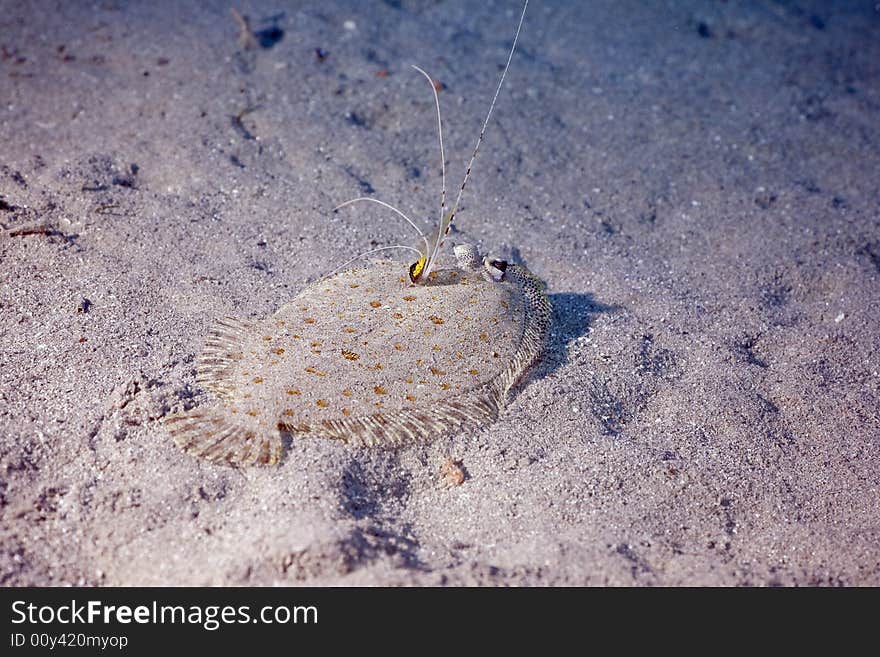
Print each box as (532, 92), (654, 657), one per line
(164, 258), (550, 465)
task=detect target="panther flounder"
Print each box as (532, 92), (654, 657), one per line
(164, 248), (550, 466)
(165, 1), (545, 466)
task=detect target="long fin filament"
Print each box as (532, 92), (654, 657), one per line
(411, 64), (448, 228)
(419, 0), (529, 282)
(322, 244), (423, 283)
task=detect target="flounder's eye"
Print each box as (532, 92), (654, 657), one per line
(409, 257), (426, 283)
(483, 257), (508, 282)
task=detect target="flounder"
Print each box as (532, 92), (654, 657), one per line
(164, 1), (547, 465)
(164, 246), (550, 465)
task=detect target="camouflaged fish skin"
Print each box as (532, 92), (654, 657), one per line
(164, 257), (550, 466)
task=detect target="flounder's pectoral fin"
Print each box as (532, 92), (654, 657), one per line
(164, 405), (283, 466)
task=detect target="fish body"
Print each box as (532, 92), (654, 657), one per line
(165, 256), (549, 465)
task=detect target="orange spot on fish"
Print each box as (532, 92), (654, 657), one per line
(405, 394), (416, 402)
(247, 410), (258, 417)
(374, 386), (387, 395)
(369, 300), (382, 308)
(252, 377), (264, 383)
(342, 350), (359, 361)
(286, 389), (301, 395)
(342, 408), (351, 416)
(342, 389), (352, 397)
(428, 315), (444, 325)
(403, 295), (416, 301)
(304, 318), (316, 324)
(274, 347), (285, 355)
(430, 367), (445, 376)
(316, 399), (329, 408)
(468, 369), (479, 376)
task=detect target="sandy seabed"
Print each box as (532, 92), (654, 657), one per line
(1, 0), (878, 586)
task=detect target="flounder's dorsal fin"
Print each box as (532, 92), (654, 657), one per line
(195, 317), (256, 400)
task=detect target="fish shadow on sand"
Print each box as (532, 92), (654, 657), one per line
(528, 292), (617, 383)
(336, 455), (428, 571)
(508, 247), (615, 382)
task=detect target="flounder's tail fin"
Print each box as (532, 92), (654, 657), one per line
(164, 405), (283, 466)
